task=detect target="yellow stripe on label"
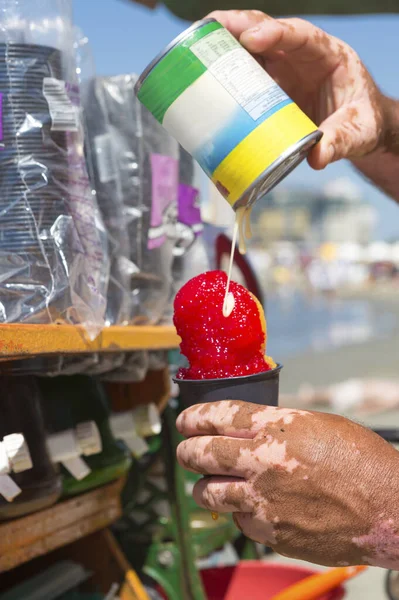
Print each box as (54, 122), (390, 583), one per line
(212, 103), (318, 206)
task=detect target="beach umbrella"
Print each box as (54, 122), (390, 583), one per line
(337, 242), (364, 262)
(366, 241), (391, 263)
(319, 242), (337, 261)
(272, 241), (298, 265)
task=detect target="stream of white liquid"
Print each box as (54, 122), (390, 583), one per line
(222, 206), (253, 318)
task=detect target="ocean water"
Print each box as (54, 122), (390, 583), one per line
(265, 290), (397, 360)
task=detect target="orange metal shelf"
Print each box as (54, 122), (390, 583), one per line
(0, 324), (180, 358)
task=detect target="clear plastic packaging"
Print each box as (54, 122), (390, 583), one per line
(76, 34), (131, 374)
(139, 106), (179, 324)
(101, 351), (149, 383)
(148, 351), (168, 372)
(82, 74), (179, 325)
(0, 0), (109, 337)
(85, 352), (126, 376)
(165, 146), (203, 321)
(0, 354), (98, 376)
(82, 75), (134, 326)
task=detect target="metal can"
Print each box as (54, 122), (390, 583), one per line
(135, 18), (322, 211)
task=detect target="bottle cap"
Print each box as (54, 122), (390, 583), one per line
(109, 413), (149, 458)
(46, 429), (78, 463)
(125, 435), (149, 459)
(132, 404), (161, 437)
(0, 474), (22, 502)
(62, 456), (91, 481)
(110, 412), (135, 441)
(75, 421), (102, 456)
(0, 442), (10, 475)
(3, 433), (33, 473)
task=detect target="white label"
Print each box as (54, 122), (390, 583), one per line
(126, 436), (149, 459)
(0, 474), (22, 502)
(4, 433), (33, 473)
(191, 29), (289, 121)
(94, 133), (118, 183)
(43, 77), (79, 132)
(62, 457), (91, 481)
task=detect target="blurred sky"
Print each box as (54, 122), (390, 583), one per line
(73, 0), (399, 240)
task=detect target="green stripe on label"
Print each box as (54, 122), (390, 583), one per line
(138, 20), (223, 123)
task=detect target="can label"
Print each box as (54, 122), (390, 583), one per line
(190, 28), (289, 122)
(138, 21), (318, 207)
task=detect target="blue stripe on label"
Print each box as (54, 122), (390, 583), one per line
(194, 98), (292, 176)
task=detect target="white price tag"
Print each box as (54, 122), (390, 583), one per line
(43, 77), (79, 132)
(0, 474), (22, 502)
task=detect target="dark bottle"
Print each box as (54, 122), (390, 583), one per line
(0, 376), (62, 520)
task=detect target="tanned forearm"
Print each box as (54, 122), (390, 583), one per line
(352, 97), (399, 203)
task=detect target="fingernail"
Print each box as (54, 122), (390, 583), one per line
(242, 26), (262, 40)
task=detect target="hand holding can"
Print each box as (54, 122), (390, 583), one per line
(135, 18), (321, 211)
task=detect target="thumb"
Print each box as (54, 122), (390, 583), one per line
(308, 105), (372, 170)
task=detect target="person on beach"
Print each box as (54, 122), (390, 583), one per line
(177, 10), (399, 569)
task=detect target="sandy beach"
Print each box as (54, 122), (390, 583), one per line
(270, 287), (399, 598)
(279, 287), (399, 390)
(278, 286), (399, 428)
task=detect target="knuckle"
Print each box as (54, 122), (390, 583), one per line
(176, 441), (190, 467)
(282, 17), (307, 28)
(177, 439), (203, 472)
(200, 483), (220, 510)
(193, 439), (207, 472)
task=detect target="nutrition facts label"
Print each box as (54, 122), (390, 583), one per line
(191, 28), (289, 121)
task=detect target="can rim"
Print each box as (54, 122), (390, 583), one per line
(233, 130), (323, 210)
(173, 363), (283, 385)
(134, 18), (217, 95)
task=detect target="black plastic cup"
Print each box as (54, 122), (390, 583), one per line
(175, 364), (282, 410)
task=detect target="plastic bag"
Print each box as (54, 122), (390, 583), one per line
(83, 74), (179, 325)
(0, 0), (109, 337)
(138, 106), (179, 324)
(148, 351), (168, 371)
(101, 351), (149, 383)
(164, 146), (204, 322)
(76, 36), (132, 373)
(0, 353), (98, 376)
(82, 75), (135, 326)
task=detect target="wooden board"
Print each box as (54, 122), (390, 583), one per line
(0, 324), (180, 358)
(0, 528), (151, 599)
(0, 479), (124, 573)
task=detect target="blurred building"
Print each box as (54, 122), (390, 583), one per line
(251, 177), (376, 246)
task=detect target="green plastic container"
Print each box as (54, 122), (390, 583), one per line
(38, 375), (132, 497)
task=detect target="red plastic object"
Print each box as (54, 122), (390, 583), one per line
(156, 562), (345, 600)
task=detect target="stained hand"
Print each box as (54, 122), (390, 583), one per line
(207, 10), (397, 169)
(177, 401), (399, 568)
